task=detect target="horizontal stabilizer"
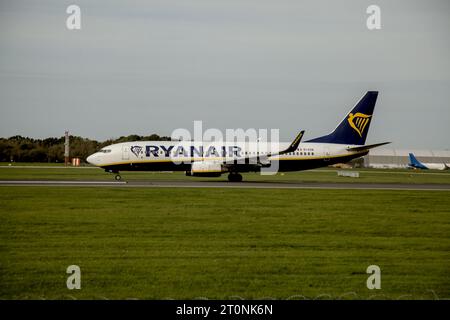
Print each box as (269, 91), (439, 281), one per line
(346, 141), (391, 152)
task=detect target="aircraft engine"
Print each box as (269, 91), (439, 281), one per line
(186, 161), (225, 177)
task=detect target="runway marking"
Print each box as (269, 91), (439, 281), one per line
(0, 180), (449, 191)
(0, 180), (127, 185)
(0, 166), (98, 169)
(342, 170), (450, 176)
(115, 185), (450, 191)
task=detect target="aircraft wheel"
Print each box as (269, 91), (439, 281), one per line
(115, 174), (122, 181)
(228, 173), (243, 182)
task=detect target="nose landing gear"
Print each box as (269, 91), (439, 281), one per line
(105, 169), (122, 181)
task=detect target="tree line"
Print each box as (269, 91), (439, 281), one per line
(0, 134), (171, 163)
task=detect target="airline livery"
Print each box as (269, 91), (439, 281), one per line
(87, 91), (390, 181)
(408, 153), (449, 170)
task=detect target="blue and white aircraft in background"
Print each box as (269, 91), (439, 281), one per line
(408, 153), (449, 171)
(87, 91), (390, 181)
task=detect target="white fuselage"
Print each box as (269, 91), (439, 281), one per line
(414, 163), (448, 170)
(87, 140), (367, 172)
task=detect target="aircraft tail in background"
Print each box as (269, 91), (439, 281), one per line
(408, 153), (449, 170)
(408, 153), (428, 169)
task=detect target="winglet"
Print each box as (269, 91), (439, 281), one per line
(280, 131), (304, 155)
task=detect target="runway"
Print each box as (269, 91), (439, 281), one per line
(1, 180), (450, 191)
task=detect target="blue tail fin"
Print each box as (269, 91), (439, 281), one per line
(408, 153), (427, 169)
(307, 91), (378, 145)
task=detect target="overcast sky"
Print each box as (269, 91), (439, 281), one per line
(0, 0), (449, 149)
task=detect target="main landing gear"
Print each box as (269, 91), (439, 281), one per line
(228, 173), (243, 182)
(114, 174), (122, 181)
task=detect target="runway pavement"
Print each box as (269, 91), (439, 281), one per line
(1, 180), (450, 190)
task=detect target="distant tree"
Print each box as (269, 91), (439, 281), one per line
(47, 144), (64, 163)
(29, 147), (47, 162)
(0, 140), (13, 162)
(42, 137), (60, 147)
(143, 134), (171, 141)
(0, 133), (170, 163)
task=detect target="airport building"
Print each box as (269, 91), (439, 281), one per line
(363, 149), (450, 168)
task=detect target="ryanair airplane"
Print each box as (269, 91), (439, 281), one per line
(87, 91), (390, 182)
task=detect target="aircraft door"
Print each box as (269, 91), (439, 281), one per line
(122, 145), (130, 160)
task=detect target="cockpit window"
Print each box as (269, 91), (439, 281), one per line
(98, 149), (111, 153)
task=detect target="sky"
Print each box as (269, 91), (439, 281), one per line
(0, 0), (449, 149)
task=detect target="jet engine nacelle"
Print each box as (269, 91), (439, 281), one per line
(188, 161), (224, 177)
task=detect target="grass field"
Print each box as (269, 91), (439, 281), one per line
(1, 186), (449, 299)
(1, 164), (450, 184)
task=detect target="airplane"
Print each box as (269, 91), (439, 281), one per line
(408, 153), (449, 170)
(86, 91), (390, 182)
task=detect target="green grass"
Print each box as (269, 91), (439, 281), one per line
(0, 162), (72, 167)
(1, 187), (449, 299)
(1, 166), (450, 184)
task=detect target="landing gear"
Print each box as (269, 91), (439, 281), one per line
(105, 169), (122, 181)
(228, 173), (243, 182)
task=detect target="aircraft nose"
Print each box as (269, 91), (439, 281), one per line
(86, 154), (96, 165)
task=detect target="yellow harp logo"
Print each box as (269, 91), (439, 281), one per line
(347, 113), (371, 137)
